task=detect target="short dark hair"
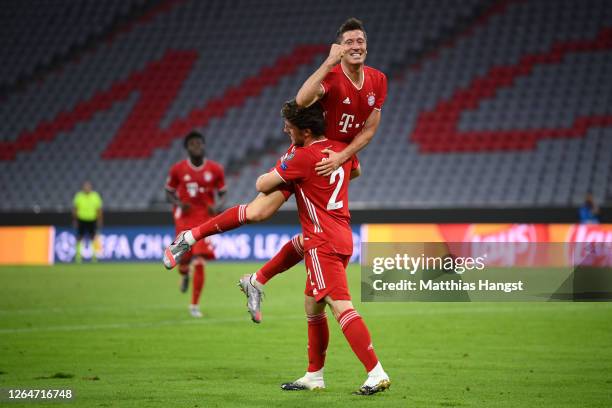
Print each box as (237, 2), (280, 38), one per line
(336, 17), (367, 43)
(281, 100), (326, 136)
(183, 131), (205, 148)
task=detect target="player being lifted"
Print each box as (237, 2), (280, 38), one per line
(165, 131), (226, 318)
(163, 17), (386, 323)
(270, 101), (390, 394)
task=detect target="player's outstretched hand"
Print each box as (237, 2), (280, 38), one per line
(315, 148), (344, 176)
(325, 44), (345, 66)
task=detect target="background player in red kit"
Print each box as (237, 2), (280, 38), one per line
(163, 18), (386, 322)
(165, 131), (226, 317)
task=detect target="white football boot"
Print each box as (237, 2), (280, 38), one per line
(281, 369), (325, 391)
(354, 362), (391, 395)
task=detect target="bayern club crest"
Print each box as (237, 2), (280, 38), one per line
(204, 171), (213, 182)
(367, 91), (376, 106)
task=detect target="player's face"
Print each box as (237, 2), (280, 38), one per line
(340, 30), (367, 65)
(283, 120), (306, 146)
(82, 181), (92, 193)
(186, 138), (204, 158)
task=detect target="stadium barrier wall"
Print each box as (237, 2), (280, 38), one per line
(51, 225), (362, 264)
(2, 224), (610, 265)
(1, 207), (610, 226)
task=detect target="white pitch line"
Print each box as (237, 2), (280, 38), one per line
(0, 304), (595, 334)
(0, 304), (187, 315)
(0, 317), (235, 334)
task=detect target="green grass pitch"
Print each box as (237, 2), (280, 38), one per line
(0, 263), (611, 407)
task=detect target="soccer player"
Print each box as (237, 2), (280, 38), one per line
(165, 131), (226, 318)
(72, 180), (103, 263)
(171, 101), (391, 395)
(164, 18), (387, 322)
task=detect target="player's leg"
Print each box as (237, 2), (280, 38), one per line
(178, 260), (190, 293)
(189, 256), (205, 318)
(188, 238), (214, 318)
(193, 190), (286, 239)
(280, 271), (328, 391)
(163, 190), (287, 269)
(252, 234), (304, 286)
(173, 222), (191, 292)
(238, 234), (304, 323)
(304, 295), (328, 375)
(90, 222), (98, 262)
(75, 221), (85, 263)
(178, 249), (192, 294)
(237, 185), (304, 322)
(75, 239), (83, 263)
(326, 297), (379, 371)
(316, 250), (390, 395)
(326, 296), (390, 395)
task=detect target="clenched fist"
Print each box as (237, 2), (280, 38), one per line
(325, 43), (346, 66)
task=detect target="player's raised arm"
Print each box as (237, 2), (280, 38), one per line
(295, 44), (345, 107)
(316, 108), (381, 176)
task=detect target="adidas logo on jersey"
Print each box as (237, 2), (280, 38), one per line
(343, 97), (351, 104)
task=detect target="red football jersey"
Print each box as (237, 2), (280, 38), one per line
(320, 64), (387, 143)
(165, 159), (226, 222)
(274, 138), (358, 255)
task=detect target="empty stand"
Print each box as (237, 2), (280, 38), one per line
(0, 0), (610, 211)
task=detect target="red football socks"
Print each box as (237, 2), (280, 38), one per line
(307, 312), (329, 372)
(191, 204), (248, 241)
(191, 262), (205, 305)
(255, 235), (304, 284)
(337, 309), (379, 372)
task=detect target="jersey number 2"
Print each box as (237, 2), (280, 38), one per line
(327, 167), (344, 210)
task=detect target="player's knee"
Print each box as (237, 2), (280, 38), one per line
(327, 299), (354, 319)
(245, 203), (271, 223)
(304, 296), (324, 316)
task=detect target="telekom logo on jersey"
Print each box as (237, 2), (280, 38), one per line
(339, 113), (366, 134)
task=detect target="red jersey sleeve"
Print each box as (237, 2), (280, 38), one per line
(215, 163), (226, 191)
(374, 72), (388, 111)
(351, 154), (360, 170)
(274, 149), (311, 184)
(272, 144), (296, 171)
(166, 163), (180, 191)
